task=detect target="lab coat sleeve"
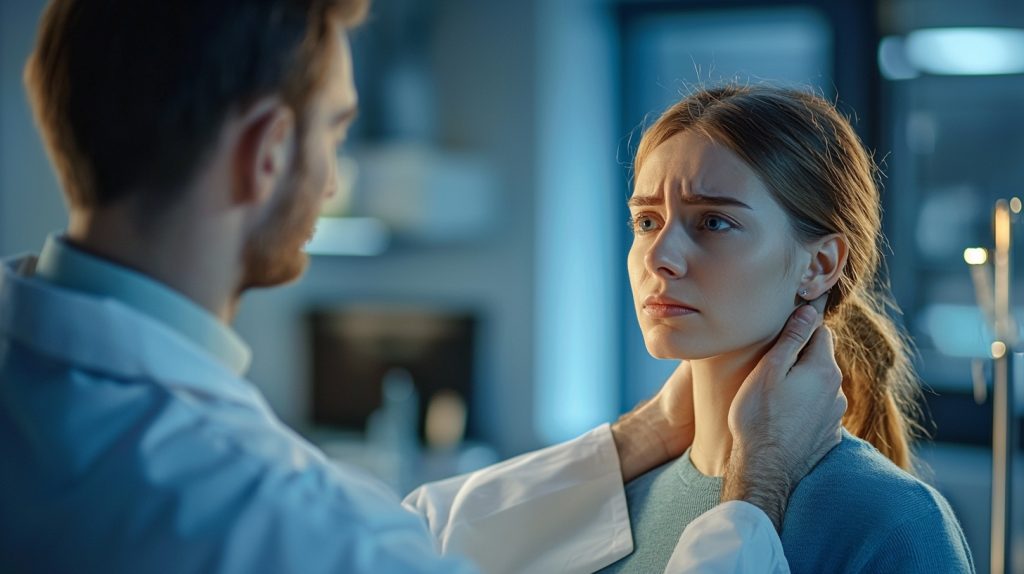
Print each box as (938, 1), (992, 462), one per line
(402, 423), (632, 574)
(663, 501), (791, 574)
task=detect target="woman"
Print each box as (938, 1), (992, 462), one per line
(599, 86), (974, 573)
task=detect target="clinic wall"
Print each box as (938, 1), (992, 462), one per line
(0, 0), (67, 255)
(534, 0), (622, 444)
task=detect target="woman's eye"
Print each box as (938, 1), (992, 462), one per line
(700, 214), (735, 232)
(632, 215), (660, 234)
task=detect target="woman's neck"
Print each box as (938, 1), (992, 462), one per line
(688, 341), (773, 476)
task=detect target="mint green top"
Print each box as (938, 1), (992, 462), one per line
(599, 430), (975, 573)
(34, 234), (251, 375)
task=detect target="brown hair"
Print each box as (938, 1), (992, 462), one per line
(24, 0), (368, 210)
(635, 85), (922, 471)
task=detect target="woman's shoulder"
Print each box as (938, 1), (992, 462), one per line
(781, 430), (974, 573)
(792, 429), (951, 518)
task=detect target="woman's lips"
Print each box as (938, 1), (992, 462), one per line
(642, 296), (698, 318)
(643, 303), (698, 318)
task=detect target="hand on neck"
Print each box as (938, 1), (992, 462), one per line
(688, 341), (773, 476)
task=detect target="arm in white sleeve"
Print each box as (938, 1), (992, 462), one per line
(402, 424), (633, 574)
(663, 501), (791, 574)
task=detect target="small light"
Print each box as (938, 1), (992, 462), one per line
(1011, 197), (1022, 214)
(991, 340), (1007, 359)
(964, 247), (989, 266)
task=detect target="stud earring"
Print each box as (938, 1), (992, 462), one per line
(799, 289), (809, 298)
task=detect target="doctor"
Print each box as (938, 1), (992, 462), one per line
(0, 0), (845, 572)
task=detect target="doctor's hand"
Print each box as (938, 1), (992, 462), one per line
(721, 300), (846, 532)
(611, 361), (696, 483)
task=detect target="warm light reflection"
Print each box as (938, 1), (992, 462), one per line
(1011, 197), (1022, 214)
(991, 340), (1007, 359)
(994, 201), (1013, 343)
(964, 247), (989, 266)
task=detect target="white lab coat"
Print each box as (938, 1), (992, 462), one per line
(0, 250), (788, 573)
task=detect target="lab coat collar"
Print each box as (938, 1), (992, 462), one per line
(34, 234), (251, 375)
(0, 254), (265, 409)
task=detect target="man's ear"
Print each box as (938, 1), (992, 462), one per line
(233, 98), (296, 207)
(799, 233), (849, 299)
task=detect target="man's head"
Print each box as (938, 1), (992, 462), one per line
(24, 0), (366, 290)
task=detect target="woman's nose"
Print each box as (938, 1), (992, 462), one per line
(644, 224), (688, 279)
(326, 155), (340, 199)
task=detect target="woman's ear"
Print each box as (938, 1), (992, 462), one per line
(799, 233), (849, 300)
(233, 98), (296, 207)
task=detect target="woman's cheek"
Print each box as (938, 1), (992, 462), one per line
(719, 258), (794, 341)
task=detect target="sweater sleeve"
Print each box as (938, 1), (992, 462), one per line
(860, 498), (975, 574)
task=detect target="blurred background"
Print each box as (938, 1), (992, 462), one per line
(2, 0), (1023, 570)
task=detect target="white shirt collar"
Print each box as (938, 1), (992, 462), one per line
(33, 234), (252, 376)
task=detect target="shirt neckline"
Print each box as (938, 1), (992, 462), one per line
(33, 234), (251, 375)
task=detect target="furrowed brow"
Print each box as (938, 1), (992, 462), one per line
(627, 193), (751, 210)
(679, 194), (752, 209)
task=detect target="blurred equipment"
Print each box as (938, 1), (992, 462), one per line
(424, 389), (467, 449)
(964, 198), (1020, 574)
(308, 306), (476, 438)
(307, 307), (495, 491)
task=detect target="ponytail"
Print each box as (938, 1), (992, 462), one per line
(828, 292), (923, 472)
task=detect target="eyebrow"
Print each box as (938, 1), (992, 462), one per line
(627, 193), (752, 210)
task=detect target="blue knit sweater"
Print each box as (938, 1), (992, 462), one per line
(598, 430), (975, 573)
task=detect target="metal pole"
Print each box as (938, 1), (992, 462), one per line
(990, 200), (1014, 574)
(990, 349), (1014, 574)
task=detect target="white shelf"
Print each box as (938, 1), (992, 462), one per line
(305, 217), (390, 257)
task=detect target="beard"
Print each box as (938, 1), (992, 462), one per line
(238, 146), (324, 292)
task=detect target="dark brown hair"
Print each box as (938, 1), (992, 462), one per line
(636, 85), (922, 471)
(24, 0), (368, 209)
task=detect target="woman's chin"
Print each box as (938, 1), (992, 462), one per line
(642, 327), (735, 360)
(644, 339), (709, 361)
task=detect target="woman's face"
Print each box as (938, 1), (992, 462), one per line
(628, 130), (811, 360)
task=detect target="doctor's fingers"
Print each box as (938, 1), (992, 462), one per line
(763, 305), (823, 377)
(803, 323), (837, 364)
(797, 328), (847, 427)
(815, 387), (847, 462)
(832, 386), (849, 422)
(791, 327), (841, 382)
